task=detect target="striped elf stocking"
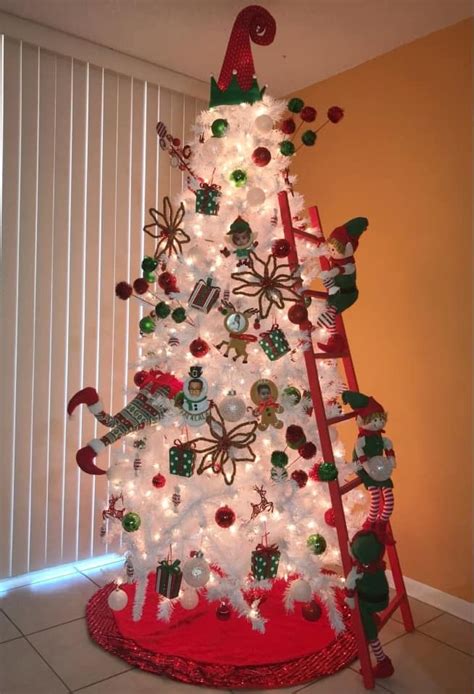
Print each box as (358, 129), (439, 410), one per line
(379, 488), (395, 522)
(369, 638), (386, 662)
(367, 487), (382, 522)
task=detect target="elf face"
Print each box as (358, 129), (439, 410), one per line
(327, 241), (346, 259)
(357, 412), (387, 431)
(232, 230), (252, 248)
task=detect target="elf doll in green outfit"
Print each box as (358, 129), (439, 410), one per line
(221, 216), (257, 267)
(342, 390), (396, 543)
(345, 530), (394, 679)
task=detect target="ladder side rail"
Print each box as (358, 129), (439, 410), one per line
(385, 530), (415, 632)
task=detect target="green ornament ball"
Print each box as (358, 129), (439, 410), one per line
(283, 386), (302, 405)
(171, 307), (186, 323)
(141, 256), (158, 273)
(318, 462), (339, 482)
(302, 130), (317, 146)
(155, 301), (171, 318)
(280, 140), (295, 157)
(122, 512), (141, 533)
(230, 169), (248, 187)
(288, 97), (304, 113)
(142, 271), (156, 283)
(211, 118), (229, 138)
(271, 450), (289, 468)
(139, 316), (155, 334)
(307, 533), (327, 555)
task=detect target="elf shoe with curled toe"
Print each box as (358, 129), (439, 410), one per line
(67, 387), (100, 415)
(317, 333), (347, 355)
(373, 656), (394, 679)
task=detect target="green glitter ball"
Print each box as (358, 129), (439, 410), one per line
(141, 256), (158, 273)
(280, 140), (295, 157)
(318, 462), (338, 482)
(171, 307), (186, 323)
(302, 130), (317, 146)
(155, 301), (171, 318)
(142, 271), (156, 283)
(271, 451), (289, 468)
(211, 118), (229, 138)
(139, 316), (155, 334)
(287, 97), (304, 113)
(282, 386), (302, 405)
(229, 169), (248, 187)
(307, 533), (327, 555)
(122, 512), (141, 533)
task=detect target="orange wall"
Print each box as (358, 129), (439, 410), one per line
(291, 20), (473, 602)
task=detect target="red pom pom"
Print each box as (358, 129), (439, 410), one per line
(252, 147), (271, 167)
(272, 239), (291, 258)
(189, 337), (210, 358)
(133, 370), (148, 388)
(324, 508), (336, 527)
(302, 600), (322, 621)
(286, 425), (306, 445)
(288, 304), (308, 324)
(158, 271), (178, 294)
(133, 278), (149, 295)
(152, 473), (166, 488)
(215, 505), (236, 528)
(298, 442), (317, 459)
(291, 469), (308, 488)
(172, 137), (181, 146)
(327, 106), (344, 124)
(301, 106), (317, 122)
(115, 281), (133, 300)
(281, 118), (296, 134)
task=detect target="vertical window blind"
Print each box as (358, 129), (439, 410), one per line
(0, 34), (206, 578)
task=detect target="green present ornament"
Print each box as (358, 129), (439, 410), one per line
(122, 512), (141, 533)
(169, 441), (195, 477)
(155, 558), (182, 598)
(251, 541), (281, 580)
(307, 533), (327, 555)
(195, 183), (221, 216)
(259, 324), (291, 361)
(318, 462), (339, 482)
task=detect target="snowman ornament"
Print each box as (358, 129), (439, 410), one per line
(182, 365), (210, 427)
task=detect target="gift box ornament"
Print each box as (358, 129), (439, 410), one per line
(258, 324), (290, 361)
(155, 558), (183, 598)
(251, 542), (281, 580)
(169, 441), (195, 477)
(195, 183), (221, 216)
(189, 278), (221, 313)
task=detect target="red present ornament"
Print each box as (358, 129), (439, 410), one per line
(155, 558), (182, 598)
(188, 278), (221, 313)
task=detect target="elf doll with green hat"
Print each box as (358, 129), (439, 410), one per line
(316, 217), (368, 354)
(345, 530), (394, 679)
(221, 216), (257, 267)
(342, 390), (396, 543)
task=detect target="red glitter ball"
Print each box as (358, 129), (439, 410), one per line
(152, 473), (166, 489)
(134, 370), (148, 388)
(252, 147), (271, 167)
(288, 304), (308, 324)
(189, 337), (210, 358)
(271, 239), (291, 258)
(299, 442), (317, 459)
(301, 106), (317, 122)
(324, 508), (336, 527)
(158, 272), (178, 294)
(291, 469), (308, 488)
(115, 281), (133, 300)
(302, 600), (322, 621)
(215, 505), (236, 528)
(281, 118), (296, 134)
(286, 424), (306, 445)
(133, 278), (149, 295)
(327, 106), (344, 124)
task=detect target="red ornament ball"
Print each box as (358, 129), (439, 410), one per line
(299, 442), (317, 459)
(133, 277), (149, 295)
(215, 505), (236, 528)
(324, 508), (336, 527)
(216, 601), (232, 620)
(327, 106), (344, 123)
(152, 473), (166, 489)
(302, 600), (322, 621)
(172, 137), (181, 146)
(115, 281), (133, 300)
(189, 337), (210, 358)
(291, 469), (308, 488)
(281, 118), (296, 134)
(252, 147), (271, 167)
(288, 304), (308, 324)
(301, 106), (317, 122)
(158, 271), (178, 294)
(272, 239), (291, 258)
(133, 370), (148, 388)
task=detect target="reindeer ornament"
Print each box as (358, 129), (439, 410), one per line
(214, 302), (258, 363)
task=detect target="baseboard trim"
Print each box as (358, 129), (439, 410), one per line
(386, 570), (473, 623)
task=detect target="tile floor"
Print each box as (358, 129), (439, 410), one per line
(0, 561), (472, 694)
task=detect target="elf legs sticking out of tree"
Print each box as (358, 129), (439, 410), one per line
(342, 390), (396, 543)
(345, 531), (395, 679)
(316, 218), (368, 354)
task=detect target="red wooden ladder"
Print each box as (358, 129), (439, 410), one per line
(278, 190), (414, 690)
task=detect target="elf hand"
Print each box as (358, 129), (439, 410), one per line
(320, 268), (339, 280)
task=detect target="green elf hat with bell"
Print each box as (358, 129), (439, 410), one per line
(342, 390), (386, 419)
(227, 216), (252, 236)
(209, 6), (276, 108)
(350, 529), (386, 564)
(328, 217), (368, 252)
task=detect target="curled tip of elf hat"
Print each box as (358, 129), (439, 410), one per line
(342, 390), (385, 419)
(350, 529), (385, 563)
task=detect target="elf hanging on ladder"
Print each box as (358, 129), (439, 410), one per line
(342, 390), (396, 543)
(315, 217), (368, 354)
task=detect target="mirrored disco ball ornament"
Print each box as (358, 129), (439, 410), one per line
(364, 455), (394, 481)
(182, 551), (210, 588)
(219, 390), (247, 422)
(107, 586), (128, 611)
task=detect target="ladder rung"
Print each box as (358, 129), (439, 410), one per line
(327, 411), (357, 425)
(293, 228), (321, 243)
(303, 289), (327, 300)
(314, 351), (349, 360)
(339, 476), (363, 495)
(378, 593), (405, 628)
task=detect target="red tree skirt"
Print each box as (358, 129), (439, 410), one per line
(86, 577), (357, 689)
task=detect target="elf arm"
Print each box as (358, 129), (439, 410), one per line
(382, 435), (396, 468)
(353, 435), (367, 470)
(345, 566), (363, 609)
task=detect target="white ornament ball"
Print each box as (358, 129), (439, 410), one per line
(364, 455), (394, 482)
(246, 187), (266, 207)
(290, 578), (312, 602)
(202, 137), (223, 157)
(107, 587), (128, 611)
(254, 114), (273, 133)
(180, 589), (199, 610)
(182, 554), (210, 588)
(219, 390), (247, 422)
